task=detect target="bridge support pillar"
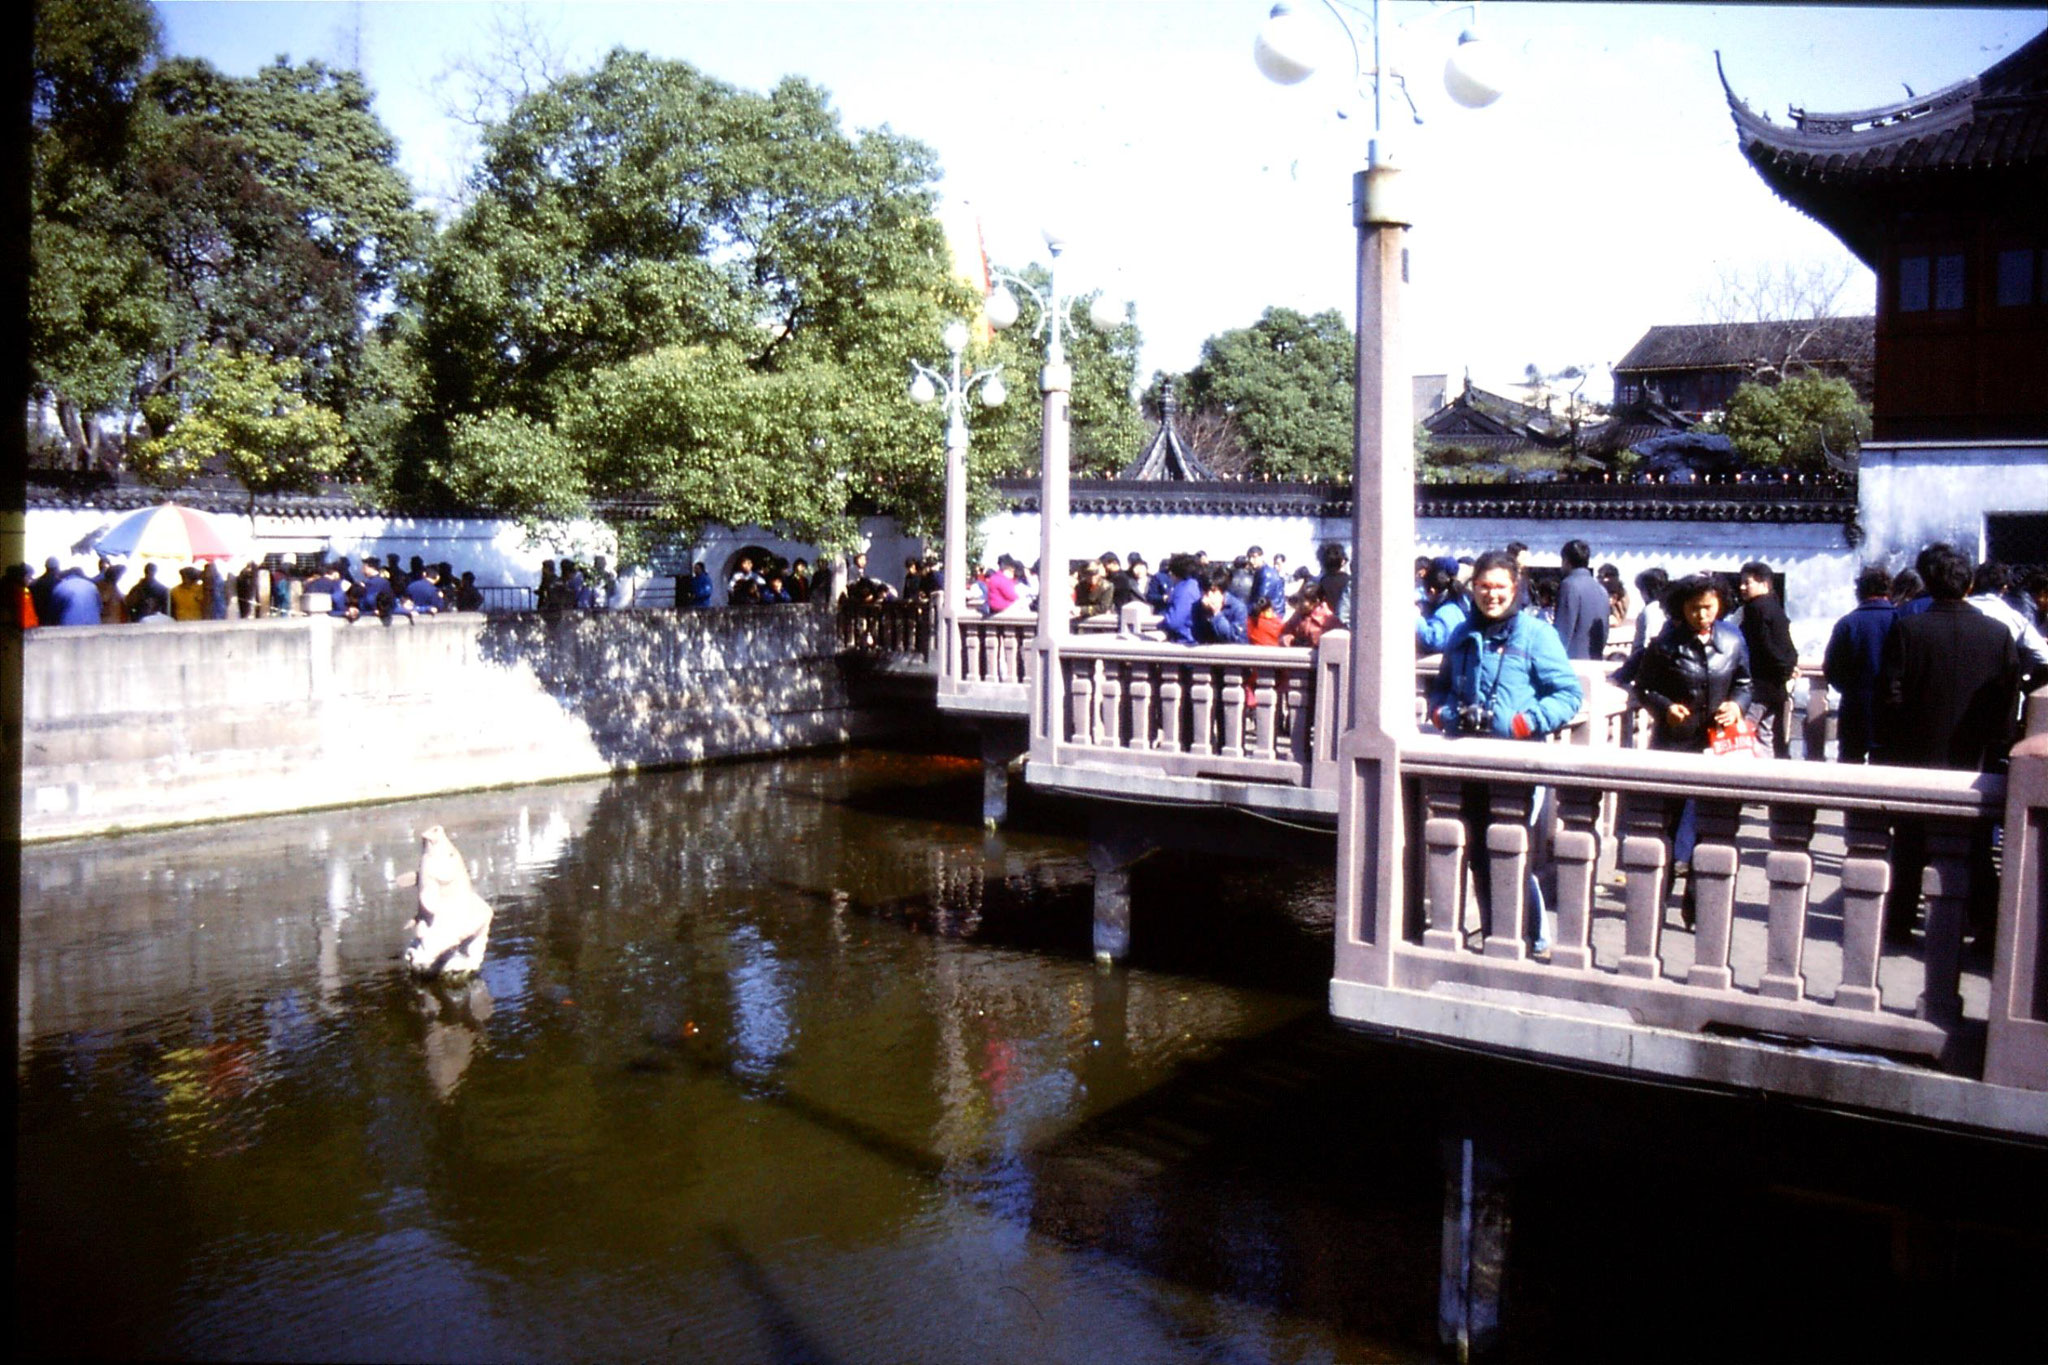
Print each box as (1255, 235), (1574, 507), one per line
(1088, 815), (1159, 966)
(1439, 1136), (1508, 1364)
(979, 724), (1028, 830)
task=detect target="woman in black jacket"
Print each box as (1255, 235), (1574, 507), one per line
(1629, 573), (1754, 923)
(1632, 574), (1753, 752)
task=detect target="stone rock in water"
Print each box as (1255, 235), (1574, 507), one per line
(402, 825), (493, 978)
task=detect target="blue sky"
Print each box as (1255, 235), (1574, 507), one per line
(155, 2), (2045, 396)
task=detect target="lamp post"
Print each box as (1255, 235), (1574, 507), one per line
(1253, 0), (1505, 982)
(984, 232), (1123, 755)
(909, 319), (1006, 675)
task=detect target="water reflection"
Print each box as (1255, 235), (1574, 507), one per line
(19, 750), (2045, 1363)
(414, 978), (494, 1102)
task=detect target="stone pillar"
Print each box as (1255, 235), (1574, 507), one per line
(939, 422), (967, 689)
(1088, 817), (1157, 966)
(979, 722), (1027, 831)
(1333, 160), (1414, 989)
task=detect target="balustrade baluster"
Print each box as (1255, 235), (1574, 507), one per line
(1126, 663), (1155, 751)
(1251, 673), (1279, 759)
(1550, 786), (1601, 971)
(1099, 662), (1124, 749)
(1158, 665), (1184, 751)
(1835, 810), (1890, 1012)
(1618, 795), (1671, 979)
(1918, 820), (1973, 1024)
(1482, 785), (1535, 961)
(999, 629), (1018, 684)
(1069, 660), (1095, 745)
(1758, 804), (1818, 1000)
(1687, 801), (1743, 989)
(1284, 671), (1310, 764)
(1421, 779), (1468, 952)
(1189, 668), (1215, 756)
(1219, 668), (1246, 758)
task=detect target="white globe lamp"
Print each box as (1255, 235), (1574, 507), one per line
(1443, 31), (1507, 109)
(1253, 3), (1319, 86)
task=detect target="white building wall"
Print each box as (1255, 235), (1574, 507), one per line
(1857, 441), (2048, 568)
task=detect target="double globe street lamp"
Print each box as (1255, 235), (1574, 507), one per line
(1252, 0), (1505, 1046)
(983, 232), (1124, 663)
(909, 319), (1006, 665)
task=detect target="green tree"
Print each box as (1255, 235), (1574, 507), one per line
(1715, 375), (1870, 473)
(29, 0), (170, 465)
(132, 343), (350, 512)
(131, 56), (431, 406)
(29, 0), (429, 471)
(414, 51), (973, 556)
(1167, 307), (1356, 480)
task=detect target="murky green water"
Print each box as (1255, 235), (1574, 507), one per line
(18, 749), (2048, 1363)
(17, 751), (1408, 1363)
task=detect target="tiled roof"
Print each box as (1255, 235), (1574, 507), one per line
(1122, 384), (1216, 481)
(23, 470), (385, 518)
(993, 477), (1855, 524)
(1721, 29), (2048, 263)
(1614, 318), (1874, 375)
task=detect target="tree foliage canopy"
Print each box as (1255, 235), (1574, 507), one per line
(411, 50), (983, 555)
(1162, 307), (1356, 481)
(131, 343), (350, 508)
(1715, 375), (1870, 473)
(29, 0), (428, 467)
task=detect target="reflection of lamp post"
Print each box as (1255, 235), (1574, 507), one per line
(909, 319), (1006, 670)
(985, 233), (1123, 656)
(1254, 1), (1505, 983)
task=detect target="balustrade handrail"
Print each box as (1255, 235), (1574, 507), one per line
(1401, 731), (2006, 818)
(1058, 635), (1322, 668)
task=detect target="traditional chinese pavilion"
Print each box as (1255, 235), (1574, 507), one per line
(1722, 31), (2048, 441)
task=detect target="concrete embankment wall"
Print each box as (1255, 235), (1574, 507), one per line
(20, 608), (907, 841)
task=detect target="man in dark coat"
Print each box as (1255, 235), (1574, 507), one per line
(1821, 564), (1896, 763)
(1736, 561), (1799, 757)
(1876, 546), (2019, 942)
(1551, 539), (1607, 660)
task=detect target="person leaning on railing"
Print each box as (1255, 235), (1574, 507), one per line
(1424, 549), (1584, 955)
(1628, 572), (1753, 922)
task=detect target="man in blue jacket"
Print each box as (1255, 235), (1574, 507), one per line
(1821, 564), (1895, 763)
(1551, 538), (1608, 660)
(1194, 567), (1248, 643)
(1426, 549), (1583, 953)
(48, 558), (104, 626)
(1240, 544), (1286, 613)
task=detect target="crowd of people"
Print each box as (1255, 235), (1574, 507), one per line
(6, 551), (494, 627)
(960, 541), (1354, 652)
(1413, 536), (2046, 951)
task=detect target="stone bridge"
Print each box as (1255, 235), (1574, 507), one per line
(839, 594), (2048, 1139)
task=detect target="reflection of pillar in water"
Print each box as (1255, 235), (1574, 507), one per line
(1439, 1136), (1508, 1362)
(1082, 966), (1130, 1093)
(326, 856), (352, 917)
(316, 909), (343, 1012)
(928, 948), (988, 1165)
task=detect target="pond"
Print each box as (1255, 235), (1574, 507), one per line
(17, 749), (2047, 1362)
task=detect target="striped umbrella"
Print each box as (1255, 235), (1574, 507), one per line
(92, 502), (243, 562)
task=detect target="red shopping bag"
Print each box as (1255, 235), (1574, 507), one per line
(1706, 716), (1763, 757)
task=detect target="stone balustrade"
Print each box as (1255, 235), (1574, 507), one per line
(1043, 631), (1352, 799)
(1323, 735), (2048, 1131)
(935, 612), (1037, 718)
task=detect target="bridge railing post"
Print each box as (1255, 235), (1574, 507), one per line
(1986, 734), (2048, 1090)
